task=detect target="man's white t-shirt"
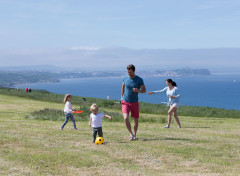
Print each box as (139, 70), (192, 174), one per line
(90, 113), (105, 128)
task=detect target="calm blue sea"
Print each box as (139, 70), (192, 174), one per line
(15, 74), (240, 110)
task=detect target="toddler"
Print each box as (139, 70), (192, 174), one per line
(89, 104), (112, 143)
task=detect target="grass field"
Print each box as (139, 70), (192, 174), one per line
(0, 93), (240, 176)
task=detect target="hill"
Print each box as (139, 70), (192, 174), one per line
(0, 68), (211, 87)
(0, 88), (240, 175)
(0, 71), (59, 87)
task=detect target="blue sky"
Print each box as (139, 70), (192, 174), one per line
(0, 0), (240, 71)
(1, 0), (240, 49)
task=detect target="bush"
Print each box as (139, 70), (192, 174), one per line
(25, 108), (65, 121)
(25, 108), (167, 124)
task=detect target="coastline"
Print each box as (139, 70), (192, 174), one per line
(11, 74), (240, 111)
(1, 86), (240, 115)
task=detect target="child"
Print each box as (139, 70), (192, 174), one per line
(60, 94), (77, 130)
(89, 103), (112, 143)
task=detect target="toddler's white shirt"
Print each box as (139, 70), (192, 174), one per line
(90, 113), (105, 128)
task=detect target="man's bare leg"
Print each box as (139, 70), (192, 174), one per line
(133, 117), (139, 139)
(123, 113), (134, 139)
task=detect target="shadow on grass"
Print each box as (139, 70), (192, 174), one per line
(105, 141), (128, 144)
(92, 138), (192, 144)
(183, 127), (211, 128)
(141, 137), (192, 142)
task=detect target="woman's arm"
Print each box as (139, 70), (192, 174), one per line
(170, 88), (181, 98)
(175, 88), (181, 98)
(148, 87), (167, 95)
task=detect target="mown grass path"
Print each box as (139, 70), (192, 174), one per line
(0, 94), (240, 176)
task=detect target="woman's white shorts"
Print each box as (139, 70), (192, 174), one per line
(170, 103), (180, 108)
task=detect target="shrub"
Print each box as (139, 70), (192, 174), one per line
(25, 108), (64, 121)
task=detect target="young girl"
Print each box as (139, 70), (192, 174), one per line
(60, 94), (77, 130)
(148, 79), (181, 128)
(89, 104), (112, 143)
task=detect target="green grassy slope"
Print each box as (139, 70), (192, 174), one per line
(0, 89), (240, 175)
(1, 87), (240, 119)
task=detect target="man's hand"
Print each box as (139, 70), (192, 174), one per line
(132, 88), (139, 92)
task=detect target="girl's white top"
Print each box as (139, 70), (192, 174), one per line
(64, 101), (73, 113)
(90, 112), (105, 128)
(153, 87), (181, 105)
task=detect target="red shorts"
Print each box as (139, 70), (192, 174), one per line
(121, 100), (139, 118)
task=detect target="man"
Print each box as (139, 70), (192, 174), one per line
(121, 64), (146, 140)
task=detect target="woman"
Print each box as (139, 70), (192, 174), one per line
(148, 79), (181, 128)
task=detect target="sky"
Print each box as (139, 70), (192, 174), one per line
(0, 0), (240, 71)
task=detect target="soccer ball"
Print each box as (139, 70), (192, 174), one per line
(95, 137), (104, 145)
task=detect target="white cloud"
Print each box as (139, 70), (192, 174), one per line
(97, 15), (144, 21)
(0, 47), (240, 72)
(69, 46), (102, 51)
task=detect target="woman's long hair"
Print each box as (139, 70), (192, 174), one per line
(172, 81), (177, 87)
(166, 79), (177, 87)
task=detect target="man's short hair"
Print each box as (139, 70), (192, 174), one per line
(127, 64), (135, 72)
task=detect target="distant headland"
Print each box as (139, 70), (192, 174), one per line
(0, 67), (211, 87)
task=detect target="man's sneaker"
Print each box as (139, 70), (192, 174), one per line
(164, 125), (170, 128)
(60, 127), (63, 130)
(74, 128), (77, 130)
(177, 126), (181, 128)
(133, 136), (138, 140)
(129, 135), (134, 141)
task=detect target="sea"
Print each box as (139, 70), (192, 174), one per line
(15, 74), (240, 110)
